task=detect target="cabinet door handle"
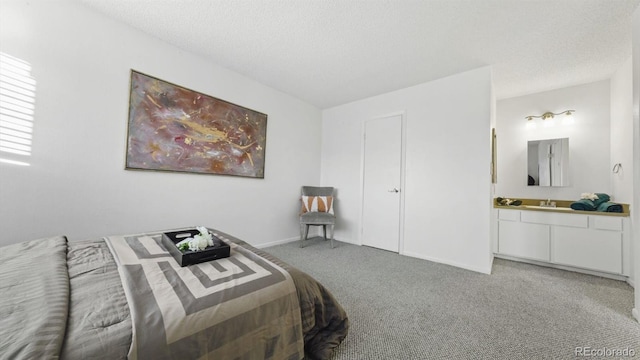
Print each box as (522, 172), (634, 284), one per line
(388, 188), (400, 193)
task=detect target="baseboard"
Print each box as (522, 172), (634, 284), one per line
(254, 236), (299, 249)
(627, 277), (635, 288)
(494, 254), (629, 282)
(489, 253), (495, 273)
(402, 251), (492, 275)
(337, 238), (359, 246)
(633, 308), (639, 323)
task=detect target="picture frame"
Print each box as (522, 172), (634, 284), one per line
(125, 70), (267, 178)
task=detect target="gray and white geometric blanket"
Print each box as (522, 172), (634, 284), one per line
(105, 229), (304, 360)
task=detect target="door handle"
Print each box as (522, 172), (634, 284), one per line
(387, 188), (400, 193)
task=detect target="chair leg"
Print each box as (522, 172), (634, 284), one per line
(300, 224), (305, 248)
(330, 224), (335, 248)
(322, 225), (327, 240)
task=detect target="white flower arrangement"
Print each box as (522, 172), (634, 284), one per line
(176, 226), (214, 252)
(580, 193), (599, 201)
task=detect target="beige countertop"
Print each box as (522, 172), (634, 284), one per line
(493, 198), (630, 217)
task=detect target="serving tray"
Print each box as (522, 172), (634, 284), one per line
(162, 229), (230, 267)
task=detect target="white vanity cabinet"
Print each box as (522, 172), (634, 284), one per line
(495, 209), (630, 277)
(498, 219), (550, 261)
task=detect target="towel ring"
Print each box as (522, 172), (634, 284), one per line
(612, 163), (622, 173)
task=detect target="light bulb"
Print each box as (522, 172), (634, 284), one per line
(562, 112), (575, 125)
(543, 118), (555, 128)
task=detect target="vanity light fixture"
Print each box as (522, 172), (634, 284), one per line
(524, 110), (575, 128)
(562, 110), (575, 125)
(525, 117), (537, 129)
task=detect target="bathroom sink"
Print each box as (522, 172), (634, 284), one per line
(523, 205), (574, 211)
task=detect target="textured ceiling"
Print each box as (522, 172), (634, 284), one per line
(78, 0), (640, 109)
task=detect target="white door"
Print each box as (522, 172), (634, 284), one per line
(538, 143), (551, 186)
(361, 115), (402, 252)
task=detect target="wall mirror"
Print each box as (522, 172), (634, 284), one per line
(527, 138), (570, 187)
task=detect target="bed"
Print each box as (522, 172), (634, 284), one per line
(0, 228), (348, 360)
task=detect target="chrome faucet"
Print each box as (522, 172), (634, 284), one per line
(540, 199), (556, 207)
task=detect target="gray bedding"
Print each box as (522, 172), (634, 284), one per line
(0, 236), (69, 359)
(230, 234), (350, 360)
(105, 230), (305, 360)
(0, 229), (348, 360)
(61, 240), (131, 359)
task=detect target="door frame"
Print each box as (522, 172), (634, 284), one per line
(358, 111), (407, 254)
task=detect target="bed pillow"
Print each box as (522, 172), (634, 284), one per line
(301, 196), (334, 214)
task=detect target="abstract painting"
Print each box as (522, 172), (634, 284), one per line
(125, 70), (267, 178)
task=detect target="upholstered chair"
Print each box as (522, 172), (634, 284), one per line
(299, 186), (336, 248)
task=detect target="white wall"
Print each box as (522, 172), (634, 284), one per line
(611, 58), (634, 205)
(495, 80), (612, 202)
(632, 5), (640, 323)
(321, 67), (493, 274)
(0, 0), (322, 247)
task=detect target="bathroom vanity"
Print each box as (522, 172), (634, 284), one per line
(493, 201), (631, 280)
